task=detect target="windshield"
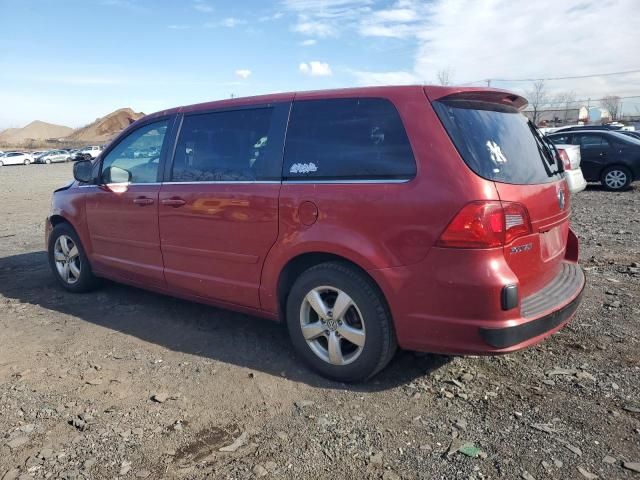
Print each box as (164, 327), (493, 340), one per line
(433, 99), (562, 185)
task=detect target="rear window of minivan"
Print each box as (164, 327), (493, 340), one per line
(283, 98), (416, 181)
(433, 100), (562, 185)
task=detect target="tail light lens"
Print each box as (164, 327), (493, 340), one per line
(557, 148), (571, 170)
(437, 201), (532, 248)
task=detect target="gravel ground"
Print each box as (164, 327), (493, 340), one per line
(0, 163), (638, 480)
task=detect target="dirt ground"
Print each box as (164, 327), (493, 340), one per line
(0, 163), (638, 480)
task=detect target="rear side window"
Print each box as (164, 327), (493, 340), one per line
(172, 107), (282, 182)
(576, 134), (609, 148)
(549, 134), (571, 145)
(283, 98), (416, 181)
(433, 100), (562, 185)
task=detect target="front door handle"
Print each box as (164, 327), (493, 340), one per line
(161, 197), (186, 207)
(133, 196), (154, 206)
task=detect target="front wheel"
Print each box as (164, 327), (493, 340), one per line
(286, 262), (396, 382)
(48, 223), (100, 292)
(601, 166), (632, 191)
(45, 159), (52, 164)
(24, 159), (31, 165)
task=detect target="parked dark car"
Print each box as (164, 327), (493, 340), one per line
(46, 85), (584, 381)
(547, 130), (640, 190)
(619, 130), (640, 141)
(553, 124), (623, 133)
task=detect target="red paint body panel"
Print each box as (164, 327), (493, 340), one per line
(85, 184), (165, 287)
(158, 183), (280, 308)
(47, 85), (585, 358)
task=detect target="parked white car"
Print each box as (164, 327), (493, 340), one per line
(555, 144), (587, 193)
(0, 152), (34, 166)
(79, 145), (103, 158)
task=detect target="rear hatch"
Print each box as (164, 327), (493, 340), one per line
(428, 88), (569, 297)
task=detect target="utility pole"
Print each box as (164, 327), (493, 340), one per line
(486, 79), (491, 87)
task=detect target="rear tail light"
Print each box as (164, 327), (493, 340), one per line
(437, 201), (532, 248)
(557, 148), (571, 170)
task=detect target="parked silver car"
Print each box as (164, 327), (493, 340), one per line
(36, 150), (71, 164)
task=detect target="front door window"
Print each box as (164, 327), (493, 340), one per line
(100, 120), (168, 184)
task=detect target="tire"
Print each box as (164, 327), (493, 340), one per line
(45, 159), (51, 164)
(286, 261), (396, 382)
(0, 161), (3, 167)
(48, 222), (100, 293)
(601, 165), (632, 191)
(24, 159), (31, 165)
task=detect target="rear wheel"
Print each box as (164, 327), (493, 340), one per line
(286, 262), (396, 382)
(48, 223), (99, 293)
(0, 160), (3, 167)
(24, 159), (31, 165)
(601, 166), (631, 191)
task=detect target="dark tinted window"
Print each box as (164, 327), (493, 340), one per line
(283, 98), (416, 180)
(576, 134), (609, 148)
(433, 100), (562, 185)
(548, 134), (571, 145)
(172, 107), (280, 182)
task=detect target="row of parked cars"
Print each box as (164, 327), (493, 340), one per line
(544, 124), (640, 191)
(0, 146), (103, 166)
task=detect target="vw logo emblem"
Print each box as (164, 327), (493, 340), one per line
(557, 187), (565, 210)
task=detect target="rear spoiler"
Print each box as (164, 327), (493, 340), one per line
(424, 86), (528, 110)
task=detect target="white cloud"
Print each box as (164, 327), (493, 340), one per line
(313, 0), (640, 103)
(259, 12), (284, 22)
(350, 69), (419, 86)
(221, 17), (246, 28)
(411, 0), (640, 99)
(293, 18), (336, 37)
(204, 17), (247, 28)
(168, 24), (191, 30)
(300, 39), (317, 46)
(282, 0), (373, 37)
(234, 69), (252, 79)
(193, 0), (213, 13)
(299, 61), (333, 77)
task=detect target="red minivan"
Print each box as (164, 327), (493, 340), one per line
(46, 86), (585, 381)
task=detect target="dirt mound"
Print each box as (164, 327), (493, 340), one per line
(0, 120), (73, 145)
(66, 108), (145, 143)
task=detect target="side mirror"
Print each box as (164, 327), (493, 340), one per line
(73, 160), (93, 183)
(103, 166), (132, 184)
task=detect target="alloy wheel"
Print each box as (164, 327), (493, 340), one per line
(604, 170), (627, 189)
(299, 286), (366, 366)
(54, 235), (81, 284)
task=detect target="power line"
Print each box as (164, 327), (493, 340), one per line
(491, 68), (640, 82)
(460, 68), (640, 86)
(527, 95), (640, 109)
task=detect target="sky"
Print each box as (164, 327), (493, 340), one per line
(0, 0), (639, 129)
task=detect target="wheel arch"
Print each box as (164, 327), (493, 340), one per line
(275, 251), (391, 323)
(49, 214), (71, 228)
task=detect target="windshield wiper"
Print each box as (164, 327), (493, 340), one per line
(527, 121), (562, 177)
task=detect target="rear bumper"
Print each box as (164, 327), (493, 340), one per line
(564, 169), (587, 194)
(369, 240), (585, 355)
(480, 266), (584, 349)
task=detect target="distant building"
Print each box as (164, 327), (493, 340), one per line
(523, 106), (611, 126)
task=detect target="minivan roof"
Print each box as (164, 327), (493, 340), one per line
(142, 85), (527, 123)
